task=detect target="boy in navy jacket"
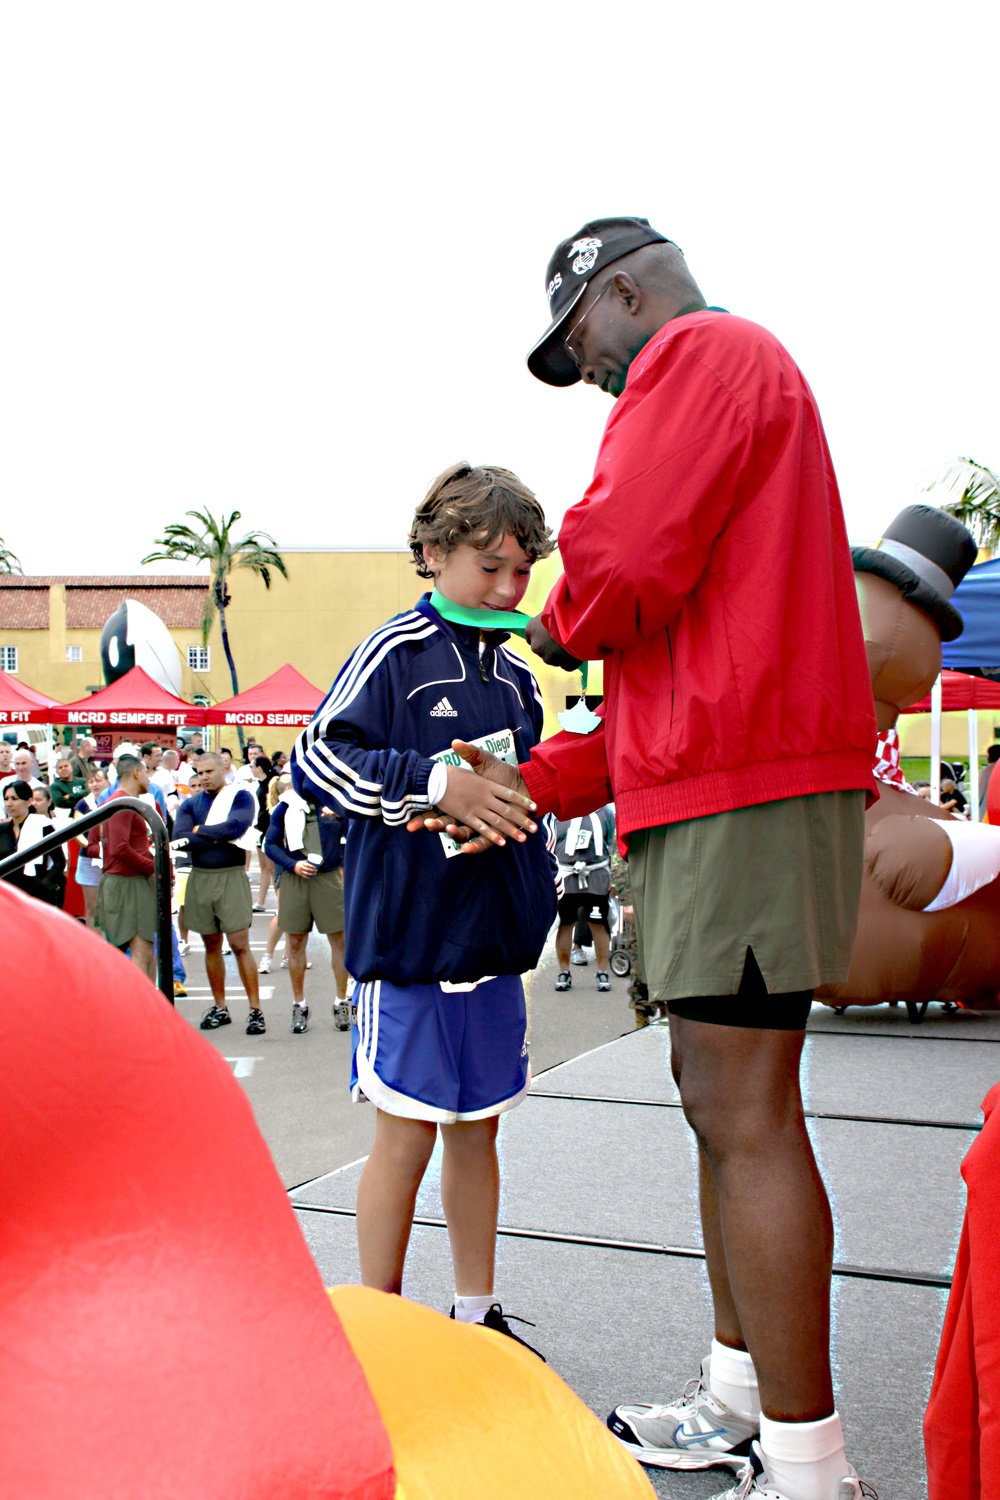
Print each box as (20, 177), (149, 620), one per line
(292, 462), (556, 1349)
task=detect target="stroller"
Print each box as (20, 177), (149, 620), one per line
(608, 894), (632, 977)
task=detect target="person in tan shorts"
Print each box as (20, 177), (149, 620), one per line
(264, 792), (348, 1034)
(172, 753), (264, 1036)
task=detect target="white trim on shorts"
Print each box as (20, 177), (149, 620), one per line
(351, 978), (531, 1124)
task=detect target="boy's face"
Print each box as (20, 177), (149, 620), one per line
(423, 532), (533, 612)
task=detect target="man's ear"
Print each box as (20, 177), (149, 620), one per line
(612, 271), (641, 314)
(422, 542), (442, 573)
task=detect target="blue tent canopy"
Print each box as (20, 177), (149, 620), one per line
(943, 558), (1000, 676)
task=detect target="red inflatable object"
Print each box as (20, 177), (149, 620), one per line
(925, 1083), (1000, 1499)
(0, 883), (394, 1500)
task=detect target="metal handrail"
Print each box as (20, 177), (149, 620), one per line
(0, 798), (173, 1005)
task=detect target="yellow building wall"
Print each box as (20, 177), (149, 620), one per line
(2, 549), (595, 754)
(897, 711), (1000, 760)
(220, 548), (595, 754)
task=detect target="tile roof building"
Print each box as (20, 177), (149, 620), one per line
(0, 576), (208, 632)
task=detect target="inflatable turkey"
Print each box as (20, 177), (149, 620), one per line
(817, 505), (1000, 1018)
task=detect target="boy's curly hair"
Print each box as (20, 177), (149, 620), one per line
(408, 462), (555, 579)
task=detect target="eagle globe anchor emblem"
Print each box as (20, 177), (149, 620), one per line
(569, 237), (602, 275)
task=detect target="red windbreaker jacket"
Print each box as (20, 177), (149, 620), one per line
(520, 311), (876, 843)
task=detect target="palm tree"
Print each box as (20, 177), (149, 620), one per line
(142, 509), (287, 749)
(0, 538), (22, 574)
(924, 457), (1000, 553)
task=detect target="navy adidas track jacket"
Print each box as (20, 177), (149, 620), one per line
(291, 594), (558, 985)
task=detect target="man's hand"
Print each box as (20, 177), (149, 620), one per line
(526, 614), (583, 672)
(405, 741), (537, 854)
(294, 859), (317, 878)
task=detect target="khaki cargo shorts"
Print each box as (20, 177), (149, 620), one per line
(96, 872), (156, 948)
(184, 865), (253, 936)
(278, 867), (345, 935)
(628, 790), (865, 1002)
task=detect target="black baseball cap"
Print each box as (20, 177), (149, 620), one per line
(527, 216), (673, 387)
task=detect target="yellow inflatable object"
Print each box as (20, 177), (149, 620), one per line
(329, 1287), (654, 1500)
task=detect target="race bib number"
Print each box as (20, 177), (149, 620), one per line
(431, 728), (517, 859)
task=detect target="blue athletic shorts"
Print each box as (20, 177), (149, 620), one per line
(351, 974), (529, 1123)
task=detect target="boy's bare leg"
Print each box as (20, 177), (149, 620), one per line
(356, 1110), (437, 1293)
(440, 1116), (500, 1295)
(327, 929), (348, 998)
(670, 1016), (834, 1421)
(554, 923), (574, 968)
(589, 920), (611, 968)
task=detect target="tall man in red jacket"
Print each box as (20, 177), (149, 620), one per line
(499, 221), (875, 1500)
(88, 752), (156, 981)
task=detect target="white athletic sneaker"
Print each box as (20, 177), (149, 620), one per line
(258, 954), (272, 974)
(707, 1445), (876, 1498)
(608, 1358), (757, 1471)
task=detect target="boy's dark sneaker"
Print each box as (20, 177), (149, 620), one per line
(291, 1002), (309, 1034)
(332, 1000), (351, 1031)
(449, 1303), (545, 1361)
(596, 971), (611, 991)
(199, 1005), (231, 1030)
(246, 1008), (266, 1035)
(555, 971), (572, 991)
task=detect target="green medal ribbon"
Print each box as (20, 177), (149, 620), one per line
(429, 589), (598, 732)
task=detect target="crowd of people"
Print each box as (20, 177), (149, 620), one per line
(0, 732), (338, 1036)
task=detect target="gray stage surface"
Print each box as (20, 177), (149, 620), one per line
(290, 1007), (1000, 1500)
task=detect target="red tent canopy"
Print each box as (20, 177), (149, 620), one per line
(902, 669), (1000, 715)
(31, 665), (205, 727)
(0, 669), (58, 729)
(203, 664), (323, 728)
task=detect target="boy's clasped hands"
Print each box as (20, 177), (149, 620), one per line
(405, 740), (537, 854)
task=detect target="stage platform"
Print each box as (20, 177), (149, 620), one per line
(291, 1006), (1000, 1500)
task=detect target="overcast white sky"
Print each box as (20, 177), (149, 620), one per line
(1, 2), (997, 576)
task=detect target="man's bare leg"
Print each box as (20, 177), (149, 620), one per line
(286, 930), (309, 1003)
(326, 929), (348, 998)
(227, 927), (260, 1008)
(554, 923), (574, 969)
(356, 1110), (437, 1293)
(589, 920), (611, 969)
(670, 1016), (834, 1421)
(130, 934), (156, 982)
(203, 931), (227, 1010)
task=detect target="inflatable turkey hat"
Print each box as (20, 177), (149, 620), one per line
(817, 503), (1000, 1016)
(851, 504), (978, 644)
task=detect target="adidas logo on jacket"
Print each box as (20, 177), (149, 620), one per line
(290, 595), (558, 986)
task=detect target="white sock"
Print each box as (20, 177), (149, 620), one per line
(453, 1292), (494, 1325)
(709, 1339), (761, 1424)
(759, 1412), (849, 1500)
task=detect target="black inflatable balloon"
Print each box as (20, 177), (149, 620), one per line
(100, 602), (134, 684)
(98, 598), (184, 694)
